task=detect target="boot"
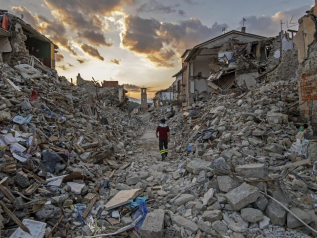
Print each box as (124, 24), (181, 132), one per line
(161, 154), (165, 160)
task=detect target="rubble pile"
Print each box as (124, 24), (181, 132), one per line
(0, 57), (146, 238)
(144, 76), (317, 238)
(1, 5), (317, 238)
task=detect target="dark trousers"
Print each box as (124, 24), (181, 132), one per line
(159, 139), (168, 158)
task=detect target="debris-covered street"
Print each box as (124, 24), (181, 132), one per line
(1, 1), (317, 238)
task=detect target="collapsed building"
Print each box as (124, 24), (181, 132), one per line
(0, 10), (148, 238)
(0, 10), (58, 69)
(169, 27), (298, 110)
(1, 3), (317, 238)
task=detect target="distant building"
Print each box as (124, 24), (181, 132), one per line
(153, 87), (173, 108)
(141, 88), (148, 111)
(102, 81), (119, 88)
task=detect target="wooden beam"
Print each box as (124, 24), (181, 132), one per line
(45, 215), (64, 238)
(0, 201), (30, 234)
(82, 196), (98, 219)
(0, 185), (15, 202)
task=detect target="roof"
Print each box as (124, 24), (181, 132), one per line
(172, 65), (187, 77)
(184, 30), (267, 62)
(180, 49), (192, 58)
(7, 13), (58, 49)
(195, 30), (267, 48)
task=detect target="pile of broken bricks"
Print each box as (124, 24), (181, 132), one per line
(0, 55), (146, 238)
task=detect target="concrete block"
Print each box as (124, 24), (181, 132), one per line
(126, 176), (141, 185)
(265, 201), (286, 226)
(287, 207), (312, 229)
(254, 194), (268, 211)
(212, 220), (228, 235)
(241, 208), (263, 223)
(264, 144), (284, 154)
(235, 164), (268, 179)
(202, 210), (223, 223)
(140, 209), (164, 238)
(186, 159), (211, 175)
(174, 194), (195, 206)
(224, 183), (260, 211)
(171, 215), (198, 232)
(218, 176), (241, 192)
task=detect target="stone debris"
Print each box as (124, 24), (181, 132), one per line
(1, 4), (317, 238)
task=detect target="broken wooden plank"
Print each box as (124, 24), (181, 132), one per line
(24, 183), (40, 196)
(15, 198), (47, 210)
(269, 159), (311, 171)
(45, 215), (64, 238)
(0, 184), (15, 202)
(119, 163), (131, 170)
(94, 184), (100, 193)
(82, 196), (98, 219)
(106, 159), (119, 167)
(0, 201), (30, 234)
(81, 142), (99, 149)
(0, 157), (16, 173)
(109, 169), (116, 179)
(105, 189), (141, 210)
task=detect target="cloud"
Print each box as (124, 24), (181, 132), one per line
(240, 4), (311, 36)
(178, 10), (186, 16)
(56, 53), (64, 62)
(184, 0), (199, 5)
(123, 84), (141, 92)
(12, 6), (78, 56)
(12, 6), (38, 27)
(110, 59), (121, 65)
(123, 84), (156, 92)
(43, 0), (135, 47)
(146, 49), (176, 68)
(81, 43), (104, 61)
(57, 65), (68, 70)
(121, 16), (228, 67)
(137, 0), (181, 14)
(78, 30), (113, 46)
(77, 58), (89, 64)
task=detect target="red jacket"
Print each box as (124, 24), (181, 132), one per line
(156, 124), (170, 140)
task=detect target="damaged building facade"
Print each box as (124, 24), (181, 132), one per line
(294, 4), (317, 127)
(0, 10), (58, 69)
(168, 26), (299, 110)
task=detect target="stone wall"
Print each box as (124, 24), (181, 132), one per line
(2, 23), (29, 65)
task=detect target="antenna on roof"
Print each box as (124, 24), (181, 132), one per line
(287, 15), (299, 29)
(242, 18), (246, 27)
(21, 14), (24, 19)
(222, 27), (227, 34)
(280, 20), (286, 32)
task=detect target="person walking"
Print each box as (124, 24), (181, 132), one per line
(156, 118), (170, 160)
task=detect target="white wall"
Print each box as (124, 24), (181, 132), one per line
(194, 79), (212, 93)
(161, 92), (173, 100)
(193, 60), (210, 78)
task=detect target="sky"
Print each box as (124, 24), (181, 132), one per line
(2, 0), (314, 99)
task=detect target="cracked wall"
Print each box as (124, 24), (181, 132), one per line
(296, 2), (317, 125)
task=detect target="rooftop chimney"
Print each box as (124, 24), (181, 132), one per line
(241, 27), (246, 33)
